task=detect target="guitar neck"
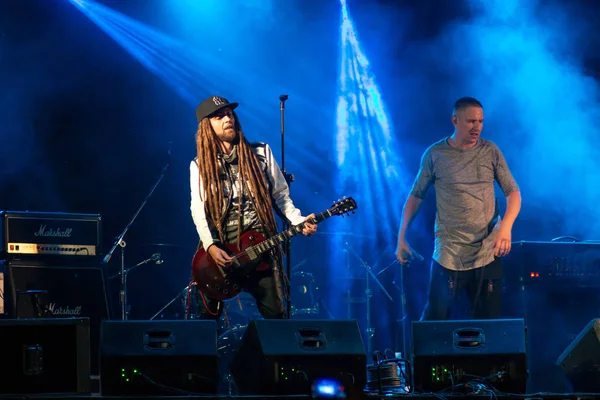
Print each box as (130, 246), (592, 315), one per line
(253, 209), (332, 256)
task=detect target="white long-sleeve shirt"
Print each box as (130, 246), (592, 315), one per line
(190, 142), (306, 251)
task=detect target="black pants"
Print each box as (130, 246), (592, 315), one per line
(197, 269), (286, 320)
(420, 257), (502, 320)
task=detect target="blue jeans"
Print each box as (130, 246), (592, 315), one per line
(420, 258), (502, 320)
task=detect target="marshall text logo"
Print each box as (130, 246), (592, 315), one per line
(34, 225), (73, 238)
(47, 303), (82, 316)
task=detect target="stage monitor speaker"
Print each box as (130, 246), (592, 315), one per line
(4, 262), (109, 375)
(230, 319), (367, 396)
(412, 319), (527, 394)
(100, 320), (218, 396)
(0, 318), (90, 394)
(556, 318), (600, 392)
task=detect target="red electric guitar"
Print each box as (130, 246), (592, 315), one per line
(191, 197), (357, 301)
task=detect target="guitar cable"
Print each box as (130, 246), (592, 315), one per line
(199, 290), (221, 317)
(185, 281), (222, 318)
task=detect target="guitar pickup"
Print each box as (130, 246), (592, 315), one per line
(245, 246), (258, 260)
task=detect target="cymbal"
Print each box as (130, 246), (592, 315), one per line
(291, 260), (307, 271)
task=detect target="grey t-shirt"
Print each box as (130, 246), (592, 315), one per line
(410, 138), (519, 271)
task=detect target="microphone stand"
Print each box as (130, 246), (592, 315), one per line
(106, 253), (163, 319)
(279, 94), (294, 319)
(103, 143), (171, 321)
(345, 243), (393, 357)
(394, 261), (408, 360)
(150, 283), (195, 321)
(107, 253), (163, 280)
(378, 248), (424, 359)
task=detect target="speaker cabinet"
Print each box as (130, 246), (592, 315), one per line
(0, 318), (90, 394)
(412, 319), (527, 394)
(230, 319), (367, 396)
(100, 320), (218, 396)
(557, 318), (600, 392)
(4, 262), (109, 375)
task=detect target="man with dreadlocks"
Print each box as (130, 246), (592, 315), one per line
(190, 95), (318, 320)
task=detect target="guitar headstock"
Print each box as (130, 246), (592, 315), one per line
(330, 196), (357, 217)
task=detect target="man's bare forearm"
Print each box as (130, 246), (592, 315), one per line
(500, 191), (521, 231)
(398, 195), (423, 241)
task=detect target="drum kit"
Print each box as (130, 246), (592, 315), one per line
(116, 232), (407, 366)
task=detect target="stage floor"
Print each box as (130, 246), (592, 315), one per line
(0, 393), (599, 400)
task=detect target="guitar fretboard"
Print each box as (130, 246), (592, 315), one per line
(252, 209), (332, 256)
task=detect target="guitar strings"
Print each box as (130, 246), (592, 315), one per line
(228, 207), (332, 262)
(229, 221), (307, 261)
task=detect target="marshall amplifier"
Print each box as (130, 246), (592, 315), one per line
(0, 210), (102, 262)
(3, 261), (110, 375)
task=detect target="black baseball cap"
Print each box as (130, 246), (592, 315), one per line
(195, 95), (239, 123)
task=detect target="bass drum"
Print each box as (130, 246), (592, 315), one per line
(290, 271), (320, 316)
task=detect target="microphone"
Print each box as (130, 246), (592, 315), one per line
(152, 253), (163, 264)
(279, 94), (289, 102)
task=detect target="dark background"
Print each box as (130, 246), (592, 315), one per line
(2, 0), (600, 392)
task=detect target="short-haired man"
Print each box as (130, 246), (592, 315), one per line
(396, 97), (521, 320)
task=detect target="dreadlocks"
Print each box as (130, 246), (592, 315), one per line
(194, 112), (278, 246)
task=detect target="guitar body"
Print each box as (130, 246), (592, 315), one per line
(191, 230), (271, 301)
